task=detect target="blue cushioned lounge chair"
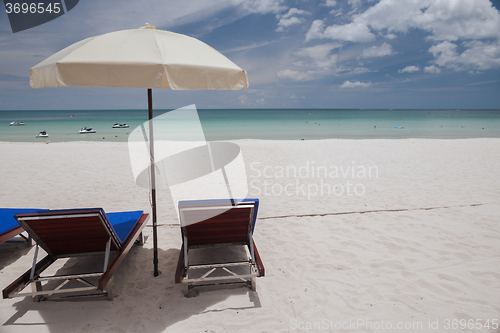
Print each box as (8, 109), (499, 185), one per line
(0, 208), (48, 246)
(2, 208), (149, 301)
(175, 199), (264, 294)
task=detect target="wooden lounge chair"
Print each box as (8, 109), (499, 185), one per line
(175, 199), (264, 294)
(2, 208), (149, 301)
(0, 208), (48, 246)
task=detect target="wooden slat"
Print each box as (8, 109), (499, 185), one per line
(17, 211), (119, 256)
(187, 237), (247, 246)
(15, 209), (99, 218)
(253, 239), (265, 277)
(185, 224), (249, 231)
(185, 232), (249, 245)
(187, 227), (248, 236)
(185, 221), (248, 232)
(182, 207), (252, 247)
(183, 210), (250, 219)
(179, 200), (256, 209)
(38, 239), (118, 256)
(184, 216), (250, 224)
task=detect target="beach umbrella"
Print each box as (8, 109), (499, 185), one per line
(29, 25), (248, 276)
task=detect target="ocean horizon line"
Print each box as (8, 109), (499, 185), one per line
(2, 108), (500, 112)
(2, 108), (499, 142)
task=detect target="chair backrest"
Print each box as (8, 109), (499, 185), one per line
(179, 199), (258, 247)
(15, 208), (121, 257)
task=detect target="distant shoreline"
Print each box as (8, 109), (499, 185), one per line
(2, 109), (499, 142)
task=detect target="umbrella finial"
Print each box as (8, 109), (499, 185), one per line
(140, 23), (156, 30)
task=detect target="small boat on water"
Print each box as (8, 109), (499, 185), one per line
(112, 123), (129, 128)
(79, 127), (96, 134)
(10, 121), (25, 126)
(36, 130), (48, 138)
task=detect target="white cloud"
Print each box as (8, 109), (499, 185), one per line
(306, 0), (500, 46)
(277, 69), (317, 81)
(398, 65), (420, 73)
(296, 43), (342, 68)
(238, 95), (249, 105)
(305, 0), (500, 72)
(360, 42), (395, 58)
(340, 80), (372, 88)
(424, 65), (442, 73)
(277, 17), (302, 31)
(324, 0), (337, 7)
(353, 0), (500, 41)
(429, 40), (500, 71)
(306, 21), (375, 42)
(277, 44), (340, 81)
(281, 8), (310, 19)
(276, 7), (311, 32)
(297, 43), (343, 58)
(53, 1), (240, 36)
(324, 22), (375, 42)
(277, 65), (369, 82)
(232, 0), (286, 14)
(278, 42), (359, 82)
(348, 0), (362, 9)
(12, 0), (289, 40)
(306, 20), (326, 42)
(222, 41), (275, 53)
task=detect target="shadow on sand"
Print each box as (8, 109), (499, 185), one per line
(0, 238), (33, 271)
(2, 243), (262, 332)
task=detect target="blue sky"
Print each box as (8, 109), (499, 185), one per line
(1, 0), (499, 110)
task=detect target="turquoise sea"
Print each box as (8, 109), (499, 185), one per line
(1, 109), (499, 142)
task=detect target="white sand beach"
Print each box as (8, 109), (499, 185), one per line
(1, 139), (499, 333)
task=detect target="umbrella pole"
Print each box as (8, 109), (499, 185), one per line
(148, 88), (159, 277)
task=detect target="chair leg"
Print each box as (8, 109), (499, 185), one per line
(251, 277), (257, 292)
(182, 283), (189, 296)
(31, 281), (42, 302)
(106, 276), (115, 301)
(136, 232), (144, 245)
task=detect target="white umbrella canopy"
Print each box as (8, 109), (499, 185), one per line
(29, 25), (248, 276)
(30, 27), (248, 90)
